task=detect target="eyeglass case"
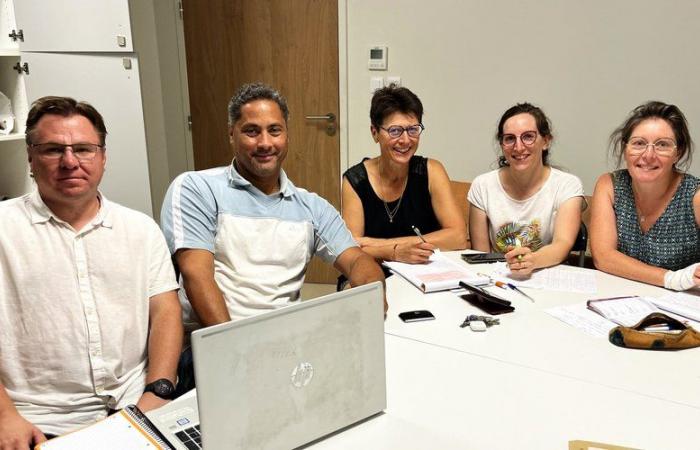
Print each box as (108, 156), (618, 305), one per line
(609, 312), (700, 350)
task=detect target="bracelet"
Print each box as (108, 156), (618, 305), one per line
(392, 243), (398, 260)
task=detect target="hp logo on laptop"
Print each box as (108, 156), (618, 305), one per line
(290, 362), (314, 388)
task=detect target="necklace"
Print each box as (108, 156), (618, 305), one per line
(377, 160), (408, 223)
(383, 192), (404, 223)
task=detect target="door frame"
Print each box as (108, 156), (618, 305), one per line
(172, 0), (195, 172)
(337, 0), (350, 180)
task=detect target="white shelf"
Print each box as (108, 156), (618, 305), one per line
(0, 132), (24, 142)
(0, 48), (20, 56)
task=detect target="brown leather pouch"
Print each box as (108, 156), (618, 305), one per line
(609, 312), (700, 350)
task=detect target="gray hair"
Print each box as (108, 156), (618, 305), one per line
(227, 82), (289, 127)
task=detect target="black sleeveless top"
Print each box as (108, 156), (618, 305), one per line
(343, 156), (440, 239)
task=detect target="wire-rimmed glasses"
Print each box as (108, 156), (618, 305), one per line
(29, 143), (104, 161)
(500, 131), (538, 149)
(626, 137), (677, 156)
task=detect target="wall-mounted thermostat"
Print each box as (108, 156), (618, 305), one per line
(368, 46), (388, 70)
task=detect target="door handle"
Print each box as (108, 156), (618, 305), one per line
(305, 113), (335, 121)
(305, 113), (336, 136)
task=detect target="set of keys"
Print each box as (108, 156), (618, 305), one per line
(460, 314), (500, 331)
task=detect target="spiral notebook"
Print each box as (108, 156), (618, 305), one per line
(37, 405), (173, 450)
(383, 251), (489, 293)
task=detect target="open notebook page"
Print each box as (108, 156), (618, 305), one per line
(37, 408), (169, 450)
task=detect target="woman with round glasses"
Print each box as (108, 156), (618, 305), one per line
(590, 101), (700, 290)
(341, 85), (467, 263)
(468, 103), (584, 276)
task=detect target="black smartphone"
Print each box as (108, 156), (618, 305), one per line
(461, 253), (506, 264)
(459, 282), (514, 315)
(460, 294), (515, 315)
(399, 310), (435, 322)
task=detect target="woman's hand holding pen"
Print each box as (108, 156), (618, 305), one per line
(394, 241), (435, 264)
(505, 245), (534, 276)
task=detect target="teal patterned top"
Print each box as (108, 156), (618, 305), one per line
(613, 169), (700, 271)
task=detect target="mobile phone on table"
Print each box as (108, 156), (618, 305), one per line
(460, 294), (514, 315)
(461, 252), (506, 264)
(459, 282), (514, 315)
(399, 310), (435, 322)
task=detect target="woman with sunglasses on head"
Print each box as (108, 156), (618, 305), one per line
(590, 101), (700, 290)
(468, 103), (584, 276)
(341, 85), (467, 263)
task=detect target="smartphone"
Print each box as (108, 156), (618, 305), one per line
(399, 310), (435, 322)
(461, 253), (506, 264)
(460, 294), (515, 315)
(459, 282), (514, 315)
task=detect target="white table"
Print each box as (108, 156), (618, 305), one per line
(311, 253), (700, 450)
(311, 334), (700, 450)
(384, 253), (700, 409)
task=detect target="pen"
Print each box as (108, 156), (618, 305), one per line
(412, 225), (427, 244)
(515, 237), (524, 261)
(494, 281), (509, 290)
(508, 283), (535, 303)
(644, 325), (670, 332)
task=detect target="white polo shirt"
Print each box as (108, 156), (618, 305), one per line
(0, 191), (178, 436)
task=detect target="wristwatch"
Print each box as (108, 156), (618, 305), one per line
(144, 378), (176, 400)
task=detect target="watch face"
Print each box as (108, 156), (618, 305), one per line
(148, 379), (175, 398)
(155, 382), (173, 396)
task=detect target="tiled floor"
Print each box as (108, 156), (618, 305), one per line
(300, 283), (335, 300)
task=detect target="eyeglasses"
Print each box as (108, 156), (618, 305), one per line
(500, 131), (538, 149)
(626, 137), (677, 156)
(380, 123), (425, 139)
(29, 143), (104, 161)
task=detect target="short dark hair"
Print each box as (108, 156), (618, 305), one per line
(25, 96), (107, 146)
(227, 82), (289, 126)
(370, 84), (423, 129)
(609, 100), (693, 170)
(496, 102), (553, 167)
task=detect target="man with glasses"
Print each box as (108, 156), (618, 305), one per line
(161, 83), (385, 338)
(0, 96), (182, 446)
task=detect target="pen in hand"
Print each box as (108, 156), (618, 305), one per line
(515, 237), (524, 261)
(412, 225), (427, 244)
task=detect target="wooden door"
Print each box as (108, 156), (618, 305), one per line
(182, 0), (340, 283)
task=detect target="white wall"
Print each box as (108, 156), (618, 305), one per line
(131, 0), (193, 220)
(345, 0), (700, 193)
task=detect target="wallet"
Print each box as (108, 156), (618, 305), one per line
(459, 282), (515, 315)
(609, 312), (700, 350)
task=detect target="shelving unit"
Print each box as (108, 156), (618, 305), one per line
(0, 0), (193, 217)
(0, 133), (24, 142)
(0, 0), (30, 199)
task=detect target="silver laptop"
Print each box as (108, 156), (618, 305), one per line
(146, 281), (386, 450)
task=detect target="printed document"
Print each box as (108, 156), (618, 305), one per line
(492, 263), (597, 294)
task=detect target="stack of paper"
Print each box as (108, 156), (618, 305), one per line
(586, 296), (661, 327)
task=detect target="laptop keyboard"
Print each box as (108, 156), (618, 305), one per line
(175, 424), (202, 449)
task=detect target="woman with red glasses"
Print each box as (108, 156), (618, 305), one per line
(590, 101), (700, 291)
(468, 103), (584, 276)
(341, 85), (467, 264)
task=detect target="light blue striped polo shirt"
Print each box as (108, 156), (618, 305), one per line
(161, 162), (356, 327)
